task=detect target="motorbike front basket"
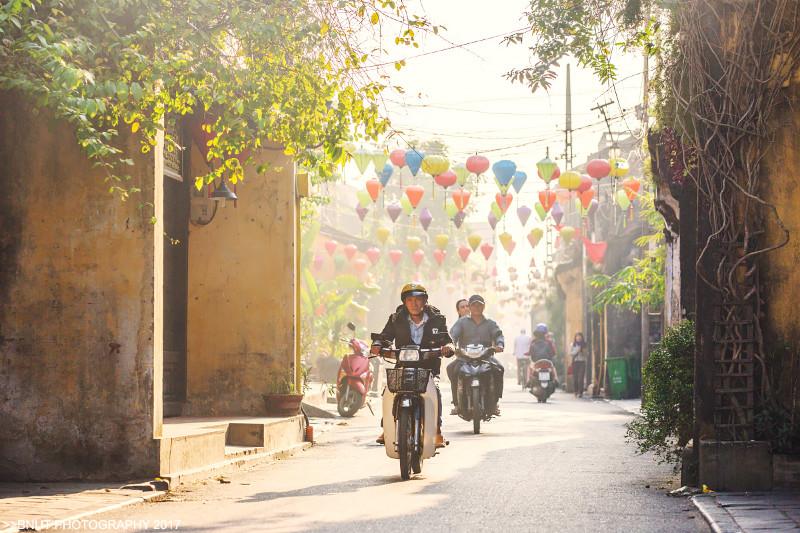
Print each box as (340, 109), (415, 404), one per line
(386, 368), (430, 394)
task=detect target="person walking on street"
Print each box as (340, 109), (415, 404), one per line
(513, 329), (532, 386)
(570, 332), (588, 398)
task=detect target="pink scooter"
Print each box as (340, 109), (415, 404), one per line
(336, 323), (374, 417)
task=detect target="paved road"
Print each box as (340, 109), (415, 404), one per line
(89, 381), (708, 532)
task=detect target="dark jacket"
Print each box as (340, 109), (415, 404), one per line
(374, 304), (452, 373)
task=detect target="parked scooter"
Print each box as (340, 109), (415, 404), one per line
(453, 344), (500, 434)
(371, 342), (443, 481)
(336, 323), (374, 417)
(528, 358), (557, 403)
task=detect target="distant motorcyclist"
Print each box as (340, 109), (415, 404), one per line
(528, 323), (558, 384)
(371, 283), (453, 448)
(447, 294), (505, 415)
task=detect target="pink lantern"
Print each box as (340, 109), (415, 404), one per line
(324, 240), (338, 256)
(555, 188), (571, 205)
(366, 179), (382, 202)
(390, 149), (406, 167)
(583, 238), (608, 264)
(577, 175), (593, 194)
(495, 193), (513, 213)
(405, 185), (425, 208)
(343, 244), (358, 260)
(412, 249), (425, 266)
(389, 249), (403, 265)
(587, 158), (611, 179)
(466, 154), (490, 175)
(458, 246), (471, 263)
(433, 249), (446, 266)
(434, 171), (457, 189)
(312, 255), (324, 270)
(480, 242), (494, 260)
(366, 247), (381, 265)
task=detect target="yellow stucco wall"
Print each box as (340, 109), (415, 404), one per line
(184, 145), (297, 416)
(556, 262), (584, 392)
(0, 93), (160, 480)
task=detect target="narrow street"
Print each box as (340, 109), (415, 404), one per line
(89, 381), (707, 532)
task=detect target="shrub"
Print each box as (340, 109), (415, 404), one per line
(626, 320), (695, 466)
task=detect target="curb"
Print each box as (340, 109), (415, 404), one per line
(691, 494), (743, 533)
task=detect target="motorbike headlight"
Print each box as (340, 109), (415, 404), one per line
(399, 349), (420, 362)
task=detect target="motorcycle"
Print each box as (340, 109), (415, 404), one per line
(528, 358), (557, 403)
(453, 344), (500, 434)
(372, 341), (443, 481)
(335, 323), (374, 417)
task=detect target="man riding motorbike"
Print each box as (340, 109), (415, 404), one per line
(447, 294), (505, 415)
(528, 323), (558, 385)
(371, 283), (454, 448)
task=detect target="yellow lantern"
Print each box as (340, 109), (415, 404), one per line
(421, 154), (450, 176)
(435, 234), (450, 250)
(376, 226), (391, 245)
(467, 234), (482, 251)
(609, 157), (630, 177)
(406, 236), (422, 252)
(558, 170), (582, 191)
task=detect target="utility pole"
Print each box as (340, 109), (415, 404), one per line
(563, 64), (574, 170)
(590, 100), (616, 152)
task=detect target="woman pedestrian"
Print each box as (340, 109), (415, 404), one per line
(570, 333), (588, 398)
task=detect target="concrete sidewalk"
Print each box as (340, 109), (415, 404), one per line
(692, 492), (800, 532)
(0, 483), (166, 533)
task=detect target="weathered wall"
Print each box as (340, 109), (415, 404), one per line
(0, 93), (160, 480)
(185, 144), (297, 416)
(556, 261), (583, 392)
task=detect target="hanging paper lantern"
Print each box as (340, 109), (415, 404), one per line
(334, 254), (347, 271)
(551, 202), (564, 225)
(406, 236), (422, 252)
(492, 160), (517, 192)
(488, 211), (498, 230)
(588, 198), (599, 217)
(312, 254), (324, 271)
(480, 242), (494, 260)
(389, 249), (403, 265)
(386, 202), (402, 222)
(370, 152), (388, 172)
(452, 189), (471, 211)
(356, 203), (368, 222)
(366, 179), (381, 203)
(616, 188), (631, 209)
(353, 150), (372, 175)
(560, 226), (576, 245)
(405, 149), (425, 176)
(468, 234), (482, 251)
(453, 211), (466, 228)
(352, 257), (369, 274)
(434, 170), (457, 189)
(390, 149), (406, 167)
(491, 202), (506, 221)
(445, 199), (458, 219)
(623, 176), (641, 200)
(512, 171), (528, 194)
(435, 234), (450, 250)
(453, 164), (469, 187)
(343, 244), (358, 260)
(528, 228), (544, 247)
(466, 154), (490, 175)
(412, 249), (425, 266)
(609, 157), (630, 177)
(499, 232), (515, 254)
(356, 190), (372, 208)
(421, 154), (450, 177)
(559, 170), (582, 191)
(538, 190), (557, 211)
(555, 188), (571, 205)
(580, 189), (596, 209)
(587, 159), (611, 179)
(419, 207), (433, 231)
(366, 247), (381, 265)
(458, 245), (471, 262)
(376, 226), (391, 244)
(577, 175), (593, 194)
(517, 205), (532, 226)
(405, 185), (425, 208)
(433, 249), (446, 266)
(574, 197), (590, 218)
(583, 238), (608, 264)
(534, 203), (547, 221)
(379, 163), (393, 187)
(324, 240), (338, 256)
(495, 193), (513, 213)
(400, 196), (413, 215)
(536, 156), (559, 185)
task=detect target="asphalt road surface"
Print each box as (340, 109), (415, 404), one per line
(87, 380), (709, 532)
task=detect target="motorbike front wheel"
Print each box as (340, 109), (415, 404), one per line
(472, 387), (481, 434)
(397, 409), (414, 480)
(337, 386), (361, 418)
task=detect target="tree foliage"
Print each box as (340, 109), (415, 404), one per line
(0, 0), (435, 197)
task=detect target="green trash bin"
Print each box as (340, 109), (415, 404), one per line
(605, 357), (628, 400)
(626, 356), (642, 398)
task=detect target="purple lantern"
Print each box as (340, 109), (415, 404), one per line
(517, 205), (531, 226)
(386, 202), (402, 223)
(488, 212), (498, 230)
(419, 207), (433, 231)
(551, 202), (564, 225)
(356, 203), (368, 222)
(453, 211), (466, 229)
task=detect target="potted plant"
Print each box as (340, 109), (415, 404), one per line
(263, 369), (304, 417)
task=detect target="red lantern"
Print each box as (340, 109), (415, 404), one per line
(452, 189), (471, 211)
(480, 242), (494, 260)
(343, 244), (358, 260)
(587, 159), (611, 179)
(324, 240), (338, 256)
(466, 155), (490, 175)
(366, 247), (381, 265)
(433, 249), (446, 266)
(458, 246), (471, 262)
(495, 193), (513, 213)
(405, 185), (425, 208)
(623, 177), (641, 200)
(538, 190), (557, 212)
(412, 249), (425, 266)
(390, 149), (406, 167)
(366, 179), (381, 202)
(577, 175), (593, 194)
(583, 238), (608, 264)
(434, 171), (457, 189)
(389, 249), (403, 265)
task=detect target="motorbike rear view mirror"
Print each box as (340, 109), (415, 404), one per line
(346, 322), (356, 332)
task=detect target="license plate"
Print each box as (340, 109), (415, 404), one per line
(538, 372), (550, 381)
(471, 379), (480, 387)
